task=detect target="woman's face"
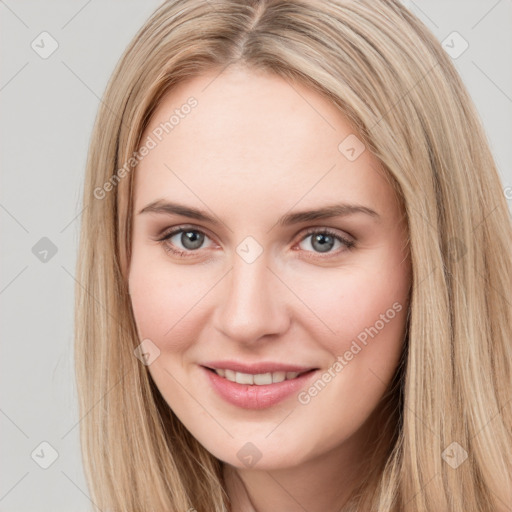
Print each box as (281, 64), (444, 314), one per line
(128, 65), (411, 470)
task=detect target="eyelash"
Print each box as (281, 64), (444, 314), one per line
(156, 224), (355, 260)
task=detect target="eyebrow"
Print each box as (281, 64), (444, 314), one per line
(138, 199), (380, 226)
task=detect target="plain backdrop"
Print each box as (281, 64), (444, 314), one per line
(1, 1), (511, 510)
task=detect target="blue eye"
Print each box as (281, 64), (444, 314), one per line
(171, 229), (205, 250)
(299, 228), (355, 255)
(157, 225), (355, 259)
(158, 227), (214, 257)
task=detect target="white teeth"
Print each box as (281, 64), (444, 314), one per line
(235, 372), (254, 385)
(254, 373), (272, 385)
(272, 371), (286, 383)
(214, 369), (304, 385)
(225, 369), (236, 381)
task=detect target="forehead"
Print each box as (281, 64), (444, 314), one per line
(133, 65), (395, 219)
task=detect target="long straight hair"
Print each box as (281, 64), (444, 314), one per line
(74, 0), (512, 510)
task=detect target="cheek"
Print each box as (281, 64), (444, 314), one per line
(293, 251), (410, 388)
(288, 265), (408, 448)
(128, 253), (200, 353)
(299, 264), (408, 343)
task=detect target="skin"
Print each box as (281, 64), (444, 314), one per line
(128, 64), (411, 511)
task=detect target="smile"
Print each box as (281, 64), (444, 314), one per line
(211, 368), (309, 385)
(201, 365), (319, 409)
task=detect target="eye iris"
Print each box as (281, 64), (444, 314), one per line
(170, 230), (343, 254)
(312, 233), (334, 253)
(181, 230), (204, 250)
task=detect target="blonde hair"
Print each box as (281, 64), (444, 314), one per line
(74, 0), (512, 510)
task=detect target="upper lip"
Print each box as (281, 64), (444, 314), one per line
(202, 360), (317, 374)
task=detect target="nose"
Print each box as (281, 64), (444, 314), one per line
(213, 254), (290, 345)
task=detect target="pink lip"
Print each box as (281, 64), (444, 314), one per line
(202, 360), (315, 374)
(201, 366), (318, 410)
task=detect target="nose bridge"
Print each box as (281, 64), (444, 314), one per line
(214, 249), (288, 342)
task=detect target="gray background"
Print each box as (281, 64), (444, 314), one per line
(1, 1), (511, 510)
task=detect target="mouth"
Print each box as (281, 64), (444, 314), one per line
(201, 363), (320, 409)
(203, 366), (317, 385)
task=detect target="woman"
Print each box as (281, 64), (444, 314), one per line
(74, 0), (512, 510)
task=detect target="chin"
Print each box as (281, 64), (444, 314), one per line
(202, 437), (315, 471)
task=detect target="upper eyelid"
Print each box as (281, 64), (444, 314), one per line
(158, 224), (216, 244)
(158, 224), (354, 247)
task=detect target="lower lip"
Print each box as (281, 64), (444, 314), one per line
(202, 366), (318, 409)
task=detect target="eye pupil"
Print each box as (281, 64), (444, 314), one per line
(312, 233), (334, 253)
(182, 230), (204, 250)
(165, 228), (348, 258)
